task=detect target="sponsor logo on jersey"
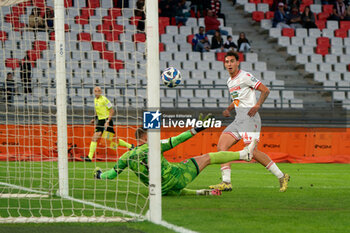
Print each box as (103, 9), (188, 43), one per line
(229, 86), (241, 92)
(230, 91), (239, 99)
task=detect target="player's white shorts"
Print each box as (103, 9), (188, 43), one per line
(222, 113), (261, 144)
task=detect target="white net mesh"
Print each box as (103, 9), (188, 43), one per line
(0, 0), (149, 222)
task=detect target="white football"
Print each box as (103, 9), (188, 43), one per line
(161, 67), (182, 88)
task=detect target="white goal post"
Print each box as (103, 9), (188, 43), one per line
(0, 0), (162, 225)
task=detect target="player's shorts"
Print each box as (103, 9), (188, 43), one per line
(164, 158), (200, 196)
(95, 118), (115, 134)
(223, 113), (261, 144)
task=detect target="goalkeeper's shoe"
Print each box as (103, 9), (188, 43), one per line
(243, 138), (258, 162)
(199, 189), (222, 196)
(279, 173), (290, 192)
(209, 182), (232, 191)
(93, 167), (102, 179)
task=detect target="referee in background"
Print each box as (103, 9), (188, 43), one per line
(86, 86), (132, 161)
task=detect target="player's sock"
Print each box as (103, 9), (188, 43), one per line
(180, 188), (197, 195)
(88, 141), (97, 160)
(100, 169), (118, 179)
(118, 139), (132, 149)
(221, 166), (231, 183)
(266, 161), (284, 179)
(208, 151), (240, 164)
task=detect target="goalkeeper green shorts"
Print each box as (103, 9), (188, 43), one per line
(165, 158), (200, 196)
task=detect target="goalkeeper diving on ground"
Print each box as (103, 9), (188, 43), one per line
(94, 113), (257, 196)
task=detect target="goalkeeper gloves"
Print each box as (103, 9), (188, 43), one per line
(190, 113), (213, 135)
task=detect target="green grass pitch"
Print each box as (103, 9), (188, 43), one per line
(1, 162), (350, 233)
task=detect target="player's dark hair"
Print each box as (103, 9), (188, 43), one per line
(135, 127), (147, 140)
(225, 51), (239, 61)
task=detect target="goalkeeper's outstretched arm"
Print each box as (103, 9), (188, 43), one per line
(94, 152), (128, 179)
(161, 113), (213, 152)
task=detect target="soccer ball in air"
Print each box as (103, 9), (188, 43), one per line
(161, 67), (182, 88)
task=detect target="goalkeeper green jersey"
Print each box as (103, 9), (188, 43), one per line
(102, 130), (200, 195)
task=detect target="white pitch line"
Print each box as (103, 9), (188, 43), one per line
(160, 220), (199, 233)
(0, 194), (49, 198)
(0, 182), (197, 233)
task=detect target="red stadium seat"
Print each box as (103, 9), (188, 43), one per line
(302, 0), (313, 6)
(159, 17), (170, 28)
(109, 60), (124, 70)
(111, 24), (124, 33)
(64, 0), (73, 8)
(18, 1), (32, 7)
(77, 32), (91, 41)
(340, 21), (350, 30)
(348, 64), (350, 71)
(32, 0), (45, 8)
(252, 11), (265, 22)
(87, 0), (100, 8)
(216, 52), (226, 62)
(102, 15), (114, 26)
(27, 50), (41, 61)
(159, 17), (169, 35)
(317, 37), (330, 47)
(262, 0), (273, 6)
(81, 7), (94, 17)
(159, 43), (165, 52)
(12, 6), (26, 16)
(282, 28), (295, 37)
(238, 52), (245, 62)
(315, 20), (326, 30)
(12, 21), (25, 31)
(335, 29), (348, 38)
(159, 26), (165, 35)
(130, 16), (142, 26)
(5, 58), (20, 69)
(101, 51), (115, 62)
(190, 9), (196, 17)
(322, 4), (333, 14)
(0, 31), (8, 42)
(5, 14), (19, 24)
(249, 0), (261, 4)
(92, 42), (107, 52)
(108, 8), (122, 18)
(316, 45), (329, 56)
(187, 34), (194, 44)
(65, 24), (70, 32)
(317, 12), (329, 21)
(105, 31), (120, 42)
(75, 16), (89, 25)
(133, 33), (146, 42)
(50, 31), (55, 41)
(299, 4), (306, 13)
(265, 11), (274, 19)
(97, 24), (111, 34)
(34, 41), (47, 51)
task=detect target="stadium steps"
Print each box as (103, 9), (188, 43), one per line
(220, 0), (331, 108)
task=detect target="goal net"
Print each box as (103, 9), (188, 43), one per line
(0, 0), (159, 223)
